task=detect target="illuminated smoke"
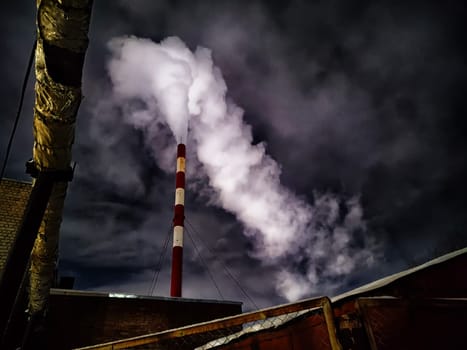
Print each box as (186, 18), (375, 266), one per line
(108, 37), (192, 144)
(106, 36), (380, 300)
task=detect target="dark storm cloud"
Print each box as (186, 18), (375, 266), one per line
(0, 3), (36, 179)
(156, 0), (467, 263)
(1, 0), (466, 308)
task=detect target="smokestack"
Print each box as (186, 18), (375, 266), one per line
(170, 143), (186, 297)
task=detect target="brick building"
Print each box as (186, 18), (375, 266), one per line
(46, 289), (241, 349)
(78, 248), (467, 350)
(0, 178), (242, 349)
(0, 178), (32, 281)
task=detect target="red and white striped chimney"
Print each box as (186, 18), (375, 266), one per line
(170, 143), (185, 297)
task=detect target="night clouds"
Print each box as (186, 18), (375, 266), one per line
(0, 0), (466, 309)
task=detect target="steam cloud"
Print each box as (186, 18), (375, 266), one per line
(105, 36), (380, 300)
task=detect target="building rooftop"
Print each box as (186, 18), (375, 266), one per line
(75, 246), (467, 350)
(50, 288), (242, 305)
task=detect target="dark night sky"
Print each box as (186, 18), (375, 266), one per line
(1, 0), (466, 309)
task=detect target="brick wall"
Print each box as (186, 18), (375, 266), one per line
(0, 178), (32, 280)
(45, 289), (242, 349)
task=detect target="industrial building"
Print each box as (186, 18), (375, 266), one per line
(2, 175), (467, 349)
(73, 247), (467, 349)
(0, 178), (242, 349)
(1, 1), (466, 349)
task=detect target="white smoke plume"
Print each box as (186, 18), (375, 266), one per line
(105, 36), (380, 300)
